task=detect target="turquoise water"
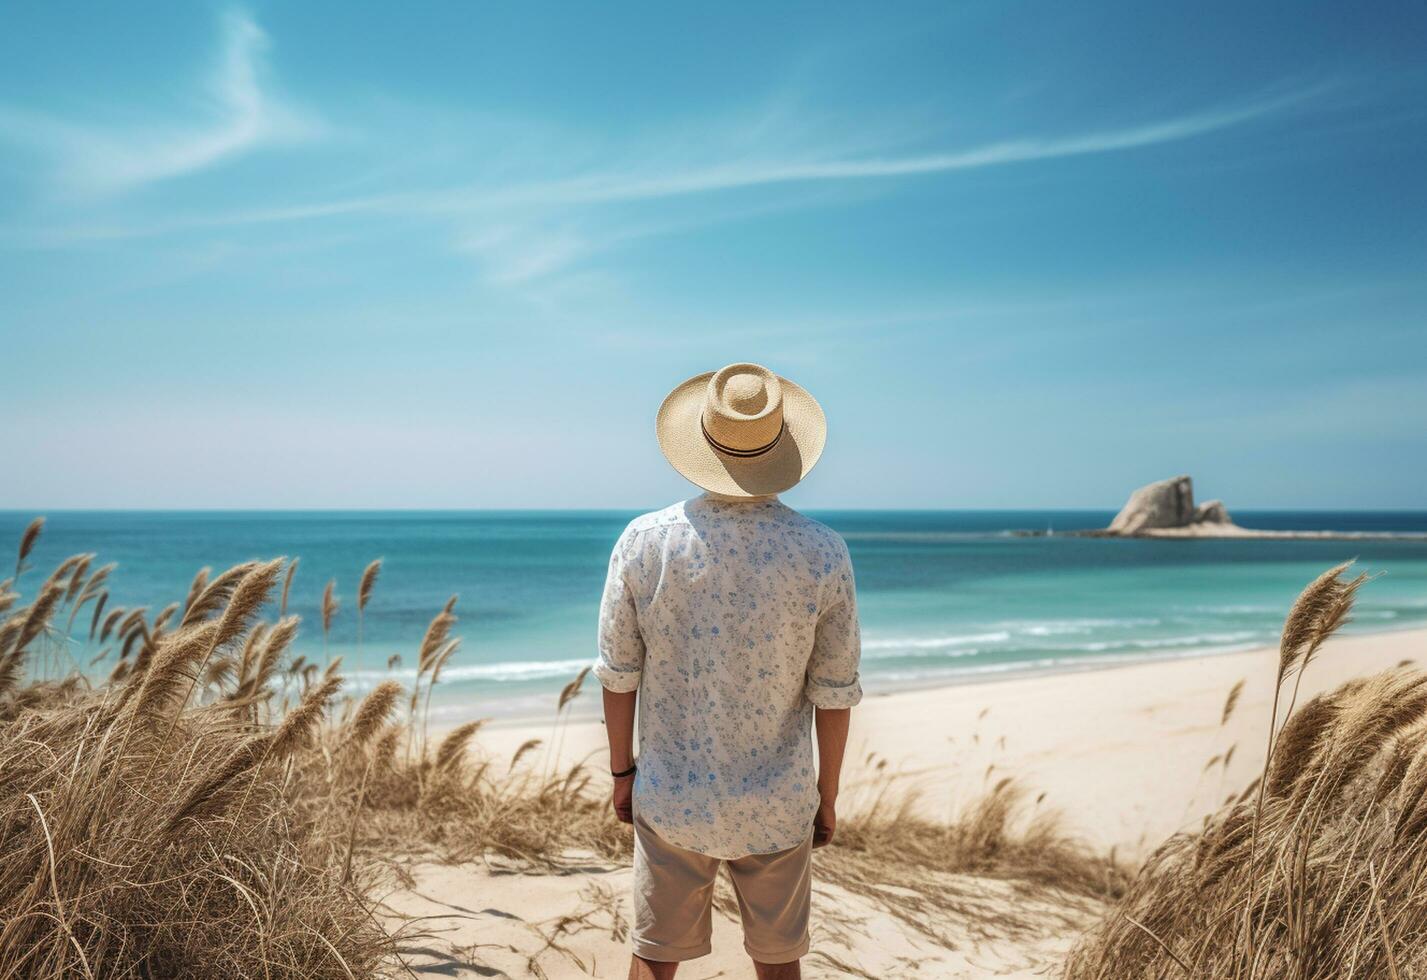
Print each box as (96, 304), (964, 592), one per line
(5, 509), (1427, 720)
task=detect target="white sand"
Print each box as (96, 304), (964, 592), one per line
(384, 627), (1425, 978)
(382, 854), (1098, 978)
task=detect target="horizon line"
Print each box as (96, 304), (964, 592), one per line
(3, 506), (1425, 515)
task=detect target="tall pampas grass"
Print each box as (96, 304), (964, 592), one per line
(180, 561), (257, 627)
(435, 719), (486, 773)
(321, 578), (338, 661)
(64, 561), (113, 635)
(62, 553), (93, 603)
(98, 606), (124, 643)
(349, 679), (402, 750)
(280, 557), (299, 618)
(1065, 563), (1426, 980)
(183, 566), (210, 615)
(11, 579), (64, 657)
(273, 673), (343, 757)
(510, 738), (542, 772)
(1238, 562), (1366, 961)
(14, 516), (42, 580)
(1221, 678), (1245, 726)
(407, 599), (458, 760)
(548, 666), (590, 778)
(0, 546), (391, 979)
(357, 558), (381, 649)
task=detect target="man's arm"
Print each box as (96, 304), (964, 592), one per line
(813, 706), (851, 847)
(604, 687), (638, 824)
(593, 526), (645, 826)
(807, 542), (862, 848)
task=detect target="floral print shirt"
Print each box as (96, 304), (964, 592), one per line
(594, 493), (862, 858)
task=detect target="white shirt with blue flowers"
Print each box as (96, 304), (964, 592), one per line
(594, 493), (863, 858)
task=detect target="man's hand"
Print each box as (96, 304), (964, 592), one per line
(612, 772), (635, 824)
(813, 796), (836, 848)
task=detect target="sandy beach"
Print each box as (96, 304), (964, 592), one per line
(384, 626), (1425, 977)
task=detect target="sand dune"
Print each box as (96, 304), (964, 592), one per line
(384, 855), (1098, 978)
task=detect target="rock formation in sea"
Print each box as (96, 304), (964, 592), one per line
(1013, 478), (1418, 540)
(1107, 476), (1234, 535)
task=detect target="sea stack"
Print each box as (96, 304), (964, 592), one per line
(1107, 476), (1234, 535)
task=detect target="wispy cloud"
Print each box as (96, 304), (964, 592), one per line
(452, 190), (851, 285)
(312, 82), (1329, 285)
(265, 82), (1329, 221)
(456, 223), (592, 286)
(0, 66), (1331, 298)
(459, 84), (1328, 207)
(5, 79), (1326, 253)
(0, 9), (317, 195)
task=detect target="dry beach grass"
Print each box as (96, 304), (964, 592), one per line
(0, 518), (1127, 978)
(0, 552), (392, 978)
(1065, 563), (1427, 979)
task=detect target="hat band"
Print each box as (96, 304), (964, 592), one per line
(701, 419), (785, 458)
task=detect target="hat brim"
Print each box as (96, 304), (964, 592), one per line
(656, 371), (827, 497)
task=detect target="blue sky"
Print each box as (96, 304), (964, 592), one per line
(2, 1), (1424, 509)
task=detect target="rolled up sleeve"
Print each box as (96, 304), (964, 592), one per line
(593, 527), (645, 693)
(805, 543), (862, 709)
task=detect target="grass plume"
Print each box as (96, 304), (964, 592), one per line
(321, 578), (338, 655)
(349, 679), (402, 749)
(280, 557), (299, 618)
(15, 516), (42, 579)
(357, 559), (381, 648)
(1221, 678), (1245, 726)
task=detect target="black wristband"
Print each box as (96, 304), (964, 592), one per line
(612, 763), (637, 778)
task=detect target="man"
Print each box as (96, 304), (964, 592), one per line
(594, 362), (863, 980)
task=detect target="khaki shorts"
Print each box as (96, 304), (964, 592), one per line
(632, 813), (812, 964)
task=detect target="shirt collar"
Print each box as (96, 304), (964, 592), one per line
(699, 491), (780, 505)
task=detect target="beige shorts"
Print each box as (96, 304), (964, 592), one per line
(632, 814), (812, 964)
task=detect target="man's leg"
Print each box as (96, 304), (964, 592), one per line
(630, 814), (720, 968)
(628, 954), (679, 979)
(752, 958), (801, 979)
(726, 835), (814, 975)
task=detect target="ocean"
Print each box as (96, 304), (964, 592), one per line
(6, 509), (1427, 720)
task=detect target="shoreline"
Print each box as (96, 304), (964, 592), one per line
(1016, 526), (1427, 540)
(463, 625), (1427, 854)
(438, 618), (1427, 728)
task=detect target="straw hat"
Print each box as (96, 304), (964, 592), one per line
(656, 362), (827, 497)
